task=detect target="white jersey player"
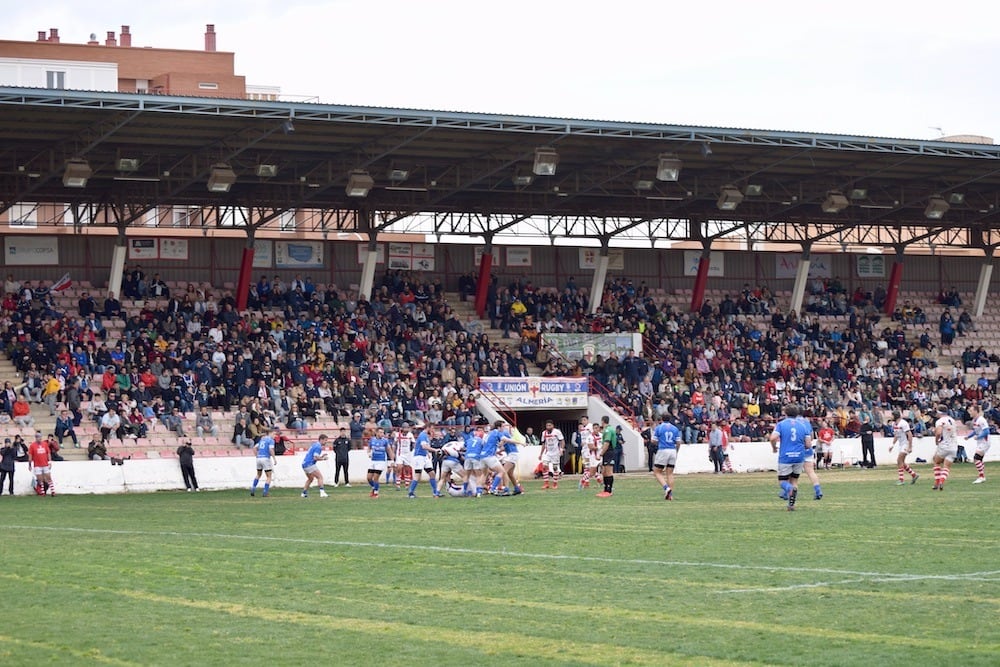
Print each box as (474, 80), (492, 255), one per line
(932, 407), (959, 490)
(539, 420), (565, 489)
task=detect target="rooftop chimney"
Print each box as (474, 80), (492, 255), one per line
(48, 28), (60, 43)
(204, 24), (216, 52)
(37, 31), (47, 42)
(105, 31), (117, 47)
(88, 33), (99, 46)
(120, 25), (131, 47)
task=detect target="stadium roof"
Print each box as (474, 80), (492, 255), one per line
(2, 86), (1000, 252)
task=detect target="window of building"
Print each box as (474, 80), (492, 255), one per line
(45, 71), (66, 89)
(62, 204), (92, 226)
(198, 82), (219, 90)
(9, 203), (37, 228)
(279, 210), (297, 232)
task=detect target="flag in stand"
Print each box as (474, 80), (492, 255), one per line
(51, 273), (72, 292)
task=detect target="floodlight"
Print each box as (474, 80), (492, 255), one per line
(207, 164), (237, 193)
(656, 154), (682, 181)
(948, 192), (965, 205)
(925, 195), (949, 220)
(634, 179), (655, 191)
(63, 159), (92, 188)
(716, 184), (744, 211)
(345, 170), (374, 198)
(532, 147), (559, 176)
(744, 184), (763, 196)
(255, 164), (278, 178)
(821, 190), (850, 213)
(116, 158), (140, 172)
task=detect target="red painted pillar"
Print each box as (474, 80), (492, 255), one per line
(883, 259), (903, 315)
(235, 245), (255, 311)
(690, 255), (710, 313)
(474, 247), (493, 318)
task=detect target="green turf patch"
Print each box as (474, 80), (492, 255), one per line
(1, 467), (997, 665)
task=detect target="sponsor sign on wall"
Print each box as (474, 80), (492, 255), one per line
(541, 333), (643, 363)
(387, 242), (436, 271)
(506, 247), (532, 267)
(683, 250), (725, 277)
(479, 376), (589, 409)
(474, 246), (501, 267)
(158, 238), (189, 261)
(252, 240), (273, 268)
(4, 235), (59, 265)
(856, 254), (886, 278)
(128, 238), (158, 260)
(579, 247), (625, 271)
(774, 254), (832, 279)
(275, 241), (324, 268)
(356, 243), (386, 265)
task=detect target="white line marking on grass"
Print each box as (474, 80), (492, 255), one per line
(721, 570), (1000, 594)
(6, 524), (998, 587)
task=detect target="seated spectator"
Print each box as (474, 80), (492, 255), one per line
(195, 407), (219, 437)
(54, 409), (78, 448)
(104, 292), (123, 319)
(162, 407), (187, 438)
(87, 438), (110, 461)
(100, 407), (124, 442)
(12, 395), (34, 428)
(232, 416), (254, 449)
(122, 406), (148, 439)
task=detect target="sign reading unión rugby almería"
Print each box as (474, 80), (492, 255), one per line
(478, 376), (589, 409)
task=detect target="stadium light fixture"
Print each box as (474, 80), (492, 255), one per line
(821, 190), (850, 213)
(532, 147), (559, 176)
(634, 178), (655, 191)
(924, 195), (949, 220)
(207, 164), (237, 193)
(345, 170), (375, 198)
(512, 172), (533, 187)
(948, 192), (965, 205)
(849, 188), (867, 200)
(255, 164), (278, 178)
(387, 168), (409, 183)
(716, 184), (744, 211)
(63, 159), (92, 188)
(116, 157), (140, 172)
(744, 184), (763, 196)
(656, 154), (682, 182)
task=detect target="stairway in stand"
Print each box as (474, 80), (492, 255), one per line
(445, 293), (545, 375)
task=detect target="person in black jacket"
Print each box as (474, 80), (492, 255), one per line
(0, 437), (17, 494)
(332, 427), (352, 487)
(176, 441), (199, 492)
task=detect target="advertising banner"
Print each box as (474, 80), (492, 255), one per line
(252, 240), (273, 268)
(158, 238), (189, 261)
(541, 333), (643, 363)
(579, 247), (625, 271)
(275, 241), (324, 268)
(775, 254), (832, 279)
(356, 243), (386, 265)
(856, 254), (886, 278)
(4, 235), (59, 266)
(128, 238), (158, 260)
(683, 250), (725, 277)
(479, 376), (589, 409)
(506, 247), (532, 267)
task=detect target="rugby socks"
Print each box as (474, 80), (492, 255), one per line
(780, 480), (793, 497)
(263, 482), (270, 496)
(787, 487), (797, 509)
(430, 478), (439, 495)
(251, 478), (259, 495)
(897, 465), (915, 482)
(813, 484), (822, 498)
(975, 456), (985, 479)
(605, 475), (614, 494)
(408, 480), (419, 496)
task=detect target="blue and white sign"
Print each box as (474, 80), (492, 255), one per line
(479, 376), (589, 409)
(275, 241), (324, 268)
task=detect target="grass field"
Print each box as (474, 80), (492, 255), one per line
(1, 466), (997, 666)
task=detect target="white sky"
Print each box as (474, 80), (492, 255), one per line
(5, 1), (1000, 142)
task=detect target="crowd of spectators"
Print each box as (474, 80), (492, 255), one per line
(1, 263), (997, 455)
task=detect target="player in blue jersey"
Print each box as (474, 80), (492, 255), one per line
(365, 427), (394, 498)
(500, 423), (524, 495)
(483, 421), (516, 495)
(652, 416), (682, 500)
(251, 426), (278, 497)
(407, 423), (441, 498)
(769, 405), (813, 511)
(301, 434), (329, 499)
(464, 425), (485, 497)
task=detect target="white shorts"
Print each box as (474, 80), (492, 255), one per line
(541, 452), (561, 466)
(368, 460), (388, 472)
(256, 457), (273, 472)
(302, 464), (319, 475)
(934, 444), (958, 462)
(819, 442), (833, 454)
(442, 459), (463, 477)
(653, 449), (678, 468)
(33, 465), (51, 476)
(465, 458), (483, 471)
(777, 462), (804, 477)
(412, 455), (433, 472)
(504, 452), (519, 464)
(973, 440), (991, 456)
(586, 454), (602, 469)
(894, 441), (913, 455)
(396, 452), (412, 467)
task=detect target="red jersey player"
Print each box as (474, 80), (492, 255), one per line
(28, 433), (55, 496)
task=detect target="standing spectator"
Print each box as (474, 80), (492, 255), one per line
(54, 409), (78, 448)
(176, 441), (199, 492)
(859, 413), (877, 469)
(708, 422), (725, 473)
(332, 427), (352, 487)
(0, 437), (16, 495)
(87, 437), (109, 461)
(41, 372), (61, 416)
(349, 412), (365, 449)
(195, 407), (219, 437)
